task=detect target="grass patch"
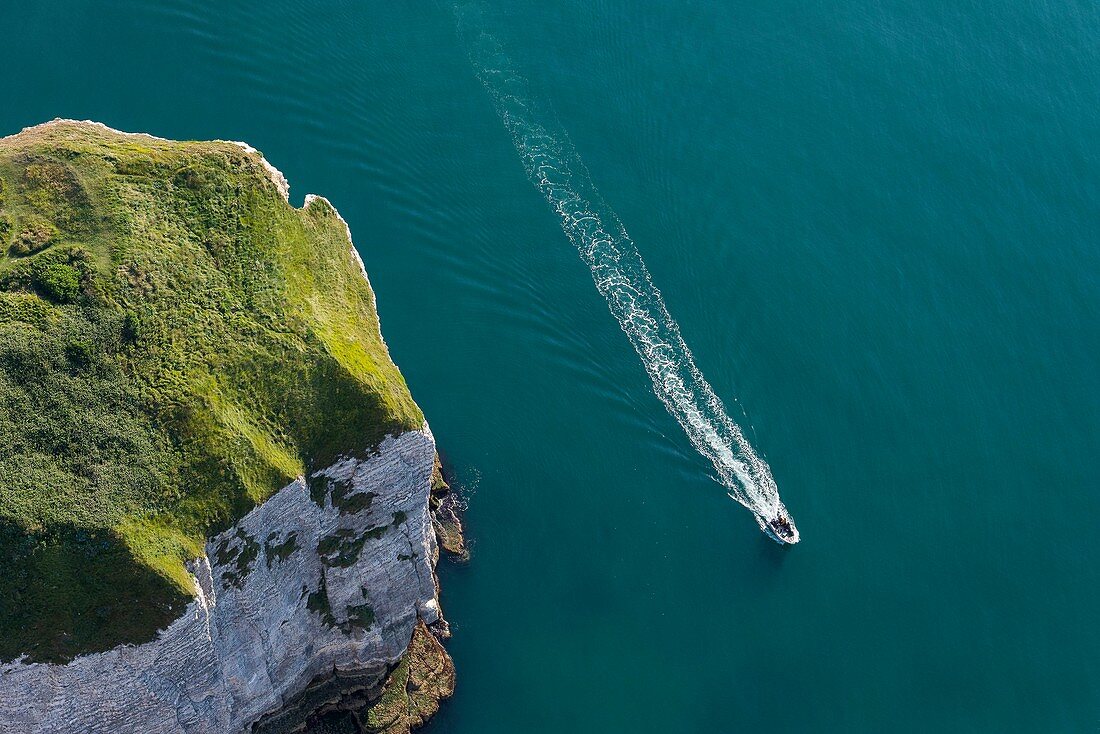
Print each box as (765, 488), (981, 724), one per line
(264, 531), (299, 569)
(306, 579), (375, 635)
(345, 602), (375, 632)
(305, 574), (337, 628)
(214, 529), (260, 590)
(317, 525), (387, 569)
(0, 121), (423, 662)
(331, 479), (375, 515)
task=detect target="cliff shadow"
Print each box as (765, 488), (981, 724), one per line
(0, 519), (188, 664)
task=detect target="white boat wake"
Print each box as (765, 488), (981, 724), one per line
(454, 4), (798, 540)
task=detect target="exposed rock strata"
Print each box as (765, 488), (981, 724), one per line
(255, 621), (454, 734)
(0, 429), (446, 733)
(256, 458), (467, 734)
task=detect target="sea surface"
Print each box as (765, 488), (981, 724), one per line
(4, 0), (1099, 731)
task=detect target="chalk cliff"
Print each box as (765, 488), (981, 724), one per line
(0, 120), (457, 732)
(0, 428), (448, 733)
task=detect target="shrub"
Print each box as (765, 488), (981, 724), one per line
(121, 312), (142, 343)
(65, 339), (95, 370)
(32, 262), (81, 303)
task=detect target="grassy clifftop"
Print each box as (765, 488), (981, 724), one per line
(0, 121), (423, 663)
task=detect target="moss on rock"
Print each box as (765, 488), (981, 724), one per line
(360, 622), (455, 734)
(429, 456), (467, 561)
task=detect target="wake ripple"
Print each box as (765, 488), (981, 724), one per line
(455, 5), (792, 525)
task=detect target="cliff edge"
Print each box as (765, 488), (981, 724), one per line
(0, 120), (455, 733)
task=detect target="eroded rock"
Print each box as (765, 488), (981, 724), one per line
(0, 429), (444, 734)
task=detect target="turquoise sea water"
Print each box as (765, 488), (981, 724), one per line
(4, 0), (1099, 731)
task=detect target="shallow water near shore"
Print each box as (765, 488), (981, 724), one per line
(4, 0), (1099, 731)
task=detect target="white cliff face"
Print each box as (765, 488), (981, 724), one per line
(0, 428), (441, 734)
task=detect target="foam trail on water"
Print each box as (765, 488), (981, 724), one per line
(454, 5), (793, 528)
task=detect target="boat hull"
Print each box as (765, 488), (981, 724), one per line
(755, 510), (800, 545)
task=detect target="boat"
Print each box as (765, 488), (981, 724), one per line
(755, 505), (800, 545)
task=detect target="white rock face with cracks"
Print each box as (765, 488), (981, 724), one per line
(0, 428), (441, 734)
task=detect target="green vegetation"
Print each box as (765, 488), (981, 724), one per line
(317, 525), (387, 569)
(0, 121), (422, 663)
(308, 474), (376, 514)
(346, 589), (376, 632)
(345, 603), (375, 631)
(264, 531), (299, 568)
(214, 529), (260, 590)
(306, 579), (376, 635)
(362, 622), (455, 732)
(332, 480), (375, 515)
(306, 574), (337, 628)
